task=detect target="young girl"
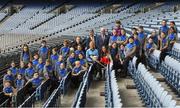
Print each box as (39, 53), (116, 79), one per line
(15, 74), (25, 90)
(78, 53), (88, 69)
(167, 27), (177, 50)
(43, 59), (54, 80)
(75, 45), (85, 57)
(20, 44), (32, 65)
(100, 46), (111, 65)
(55, 55), (64, 73)
(3, 81), (15, 97)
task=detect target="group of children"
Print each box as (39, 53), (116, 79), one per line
(2, 19), (178, 99)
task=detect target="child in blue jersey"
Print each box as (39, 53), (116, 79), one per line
(20, 44), (32, 65)
(145, 37), (157, 55)
(78, 53), (88, 69)
(133, 33), (140, 58)
(30, 72), (42, 88)
(109, 29), (118, 45)
(3, 69), (14, 85)
(55, 55), (64, 73)
(60, 40), (70, 60)
(36, 58), (44, 77)
(75, 45), (85, 57)
(9, 61), (18, 76)
(71, 61), (87, 87)
(66, 52), (76, 71)
(38, 40), (49, 63)
(150, 30), (158, 46)
(123, 37), (136, 77)
(159, 20), (169, 35)
(32, 53), (39, 67)
(50, 48), (59, 70)
(119, 44), (126, 65)
(3, 81), (15, 97)
(43, 59), (54, 80)
(57, 63), (68, 81)
(137, 26), (147, 56)
(25, 62), (35, 80)
(18, 61), (26, 76)
(117, 29), (128, 45)
(167, 27), (177, 50)
(159, 32), (168, 62)
(15, 74), (25, 90)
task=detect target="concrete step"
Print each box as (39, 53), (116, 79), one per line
(117, 78), (145, 107)
(86, 81), (105, 107)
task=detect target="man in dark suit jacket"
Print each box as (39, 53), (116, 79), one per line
(95, 28), (110, 52)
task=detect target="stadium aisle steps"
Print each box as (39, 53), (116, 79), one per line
(117, 77), (145, 107)
(60, 87), (78, 107)
(150, 69), (180, 105)
(85, 81), (105, 107)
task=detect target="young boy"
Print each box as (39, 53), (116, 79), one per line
(18, 61), (26, 76)
(55, 55), (64, 73)
(109, 29), (118, 45)
(38, 40), (49, 63)
(117, 29), (127, 45)
(9, 61), (18, 76)
(43, 59), (54, 80)
(50, 48), (59, 69)
(75, 45), (85, 57)
(3, 69), (14, 85)
(57, 63), (68, 81)
(71, 61), (87, 87)
(60, 40), (70, 60)
(25, 62), (35, 80)
(36, 58), (45, 77)
(32, 53), (39, 67)
(66, 52), (76, 71)
(78, 53), (88, 69)
(145, 37), (157, 56)
(15, 74), (25, 90)
(3, 81), (15, 97)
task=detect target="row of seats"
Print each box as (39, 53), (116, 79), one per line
(134, 63), (177, 107)
(159, 56), (180, 95)
(169, 43), (180, 61)
(72, 65), (93, 107)
(104, 63), (122, 108)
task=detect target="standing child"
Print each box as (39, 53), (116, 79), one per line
(3, 69), (14, 85)
(59, 40), (70, 60)
(38, 40), (49, 63)
(18, 61), (26, 76)
(159, 32), (168, 63)
(36, 58), (45, 77)
(50, 48), (59, 70)
(20, 44), (32, 66)
(9, 61), (18, 77)
(57, 63), (68, 81)
(25, 62), (35, 81)
(32, 53), (39, 67)
(66, 52), (76, 71)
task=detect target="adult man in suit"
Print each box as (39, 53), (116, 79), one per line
(95, 28), (110, 53)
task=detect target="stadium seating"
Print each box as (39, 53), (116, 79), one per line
(105, 63), (122, 108)
(169, 43), (180, 61)
(159, 56), (180, 95)
(147, 49), (161, 69)
(134, 63), (177, 107)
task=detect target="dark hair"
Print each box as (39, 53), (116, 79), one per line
(139, 26), (144, 29)
(170, 21), (175, 25)
(41, 40), (47, 43)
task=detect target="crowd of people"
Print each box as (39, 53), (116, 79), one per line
(2, 19), (178, 102)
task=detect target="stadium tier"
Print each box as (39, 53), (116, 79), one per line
(0, 0), (180, 107)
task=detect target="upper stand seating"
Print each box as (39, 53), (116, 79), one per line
(159, 56), (180, 96)
(134, 63), (177, 107)
(104, 63), (122, 108)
